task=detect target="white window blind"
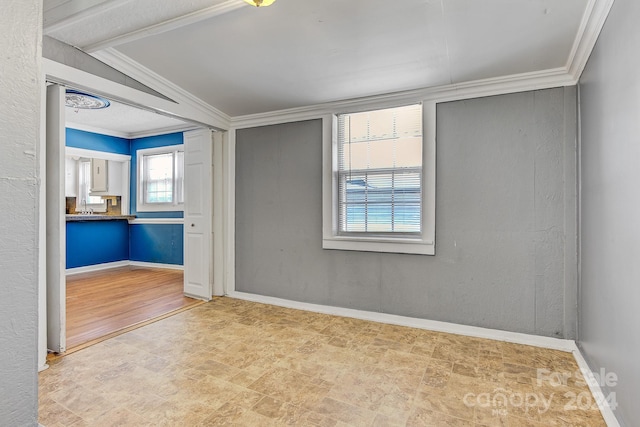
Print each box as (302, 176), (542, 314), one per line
(337, 104), (423, 235)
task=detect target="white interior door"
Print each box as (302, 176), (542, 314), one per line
(46, 84), (66, 353)
(184, 129), (213, 300)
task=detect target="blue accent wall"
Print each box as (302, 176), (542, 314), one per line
(130, 132), (184, 219)
(66, 128), (130, 154)
(129, 224), (183, 265)
(65, 129), (185, 268)
(66, 220), (129, 268)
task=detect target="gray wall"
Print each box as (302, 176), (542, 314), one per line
(0, 0), (42, 425)
(236, 87), (577, 338)
(579, 0), (640, 424)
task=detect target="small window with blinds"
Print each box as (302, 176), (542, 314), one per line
(337, 104), (423, 236)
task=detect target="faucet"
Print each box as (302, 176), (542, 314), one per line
(80, 198), (92, 215)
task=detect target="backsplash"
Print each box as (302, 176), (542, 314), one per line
(66, 197), (122, 215)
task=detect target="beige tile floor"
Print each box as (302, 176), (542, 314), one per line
(40, 298), (606, 426)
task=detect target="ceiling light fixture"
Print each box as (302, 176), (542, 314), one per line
(243, 0), (276, 7)
(65, 90), (111, 110)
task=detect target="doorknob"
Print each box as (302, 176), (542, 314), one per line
(191, 223), (195, 227)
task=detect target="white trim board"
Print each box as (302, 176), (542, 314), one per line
(82, 0), (245, 53)
(43, 58), (228, 132)
(129, 261), (184, 270)
(44, 0), (131, 34)
(227, 291), (576, 353)
(66, 122), (131, 140)
(66, 146), (131, 162)
(129, 218), (184, 225)
(66, 120), (199, 140)
(566, 0), (615, 79)
(66, 260), (183, 275)
(571, 345), (622, 427)
(81, 0), (614, 132)
(66, 260), (129, 275)
(230, 68), (575, 130)
(91, 48), (230, 131)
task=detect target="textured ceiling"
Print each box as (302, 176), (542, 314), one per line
(65, 96), (192, 137)
(46, 0), (590, 120)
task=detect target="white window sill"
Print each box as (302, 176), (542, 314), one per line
(322, 236), (435, 255)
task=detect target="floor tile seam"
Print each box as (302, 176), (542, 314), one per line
(48, 395), (105, 427)
(40, 397), (87, 427)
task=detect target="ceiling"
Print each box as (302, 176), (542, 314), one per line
(65, 95), (194, 138)
(45, 0), (592, 123)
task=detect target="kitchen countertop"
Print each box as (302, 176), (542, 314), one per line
(66, 214), (136, 222)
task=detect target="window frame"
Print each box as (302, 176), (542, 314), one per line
(136, 144), (185, 212)
(322, 101), (436, 255)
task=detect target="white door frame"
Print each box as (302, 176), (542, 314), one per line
(39, 60), (228, 368)
(45, 84), (67, 355)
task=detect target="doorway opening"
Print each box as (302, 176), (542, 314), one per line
(46, 84), (216, 357)
(64, 266), (202, 353)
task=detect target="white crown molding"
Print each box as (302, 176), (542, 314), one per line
(66, 120), (198, 140)
(230, 67), (575, 130)
(227, 0), (614, 129)
(566, 0), (615, 79)
(83, 0), (245, 53)
(128, 124), (200, 140)
(92, 48), (231, 131)
(66, 121), (130, 139)
(80, 0), (612, 133)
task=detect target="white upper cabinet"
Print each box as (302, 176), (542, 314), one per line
(90, 159), (124, 196)
(90, 158), (108, 192)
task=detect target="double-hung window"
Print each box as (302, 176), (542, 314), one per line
(137, 145), (184, 212)
(323, 102), (436, 255)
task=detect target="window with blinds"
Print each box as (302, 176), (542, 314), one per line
(337, 104), (423, 235)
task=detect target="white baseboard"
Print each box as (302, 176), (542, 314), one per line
(570, 344), (621, 427)
(66, 260), (183, 275)
(129, 261), (184, 270)
(226, 291), (576, 352)
(66, 260), (129, 275)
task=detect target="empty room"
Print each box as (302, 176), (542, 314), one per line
(1, 0), (638, 426)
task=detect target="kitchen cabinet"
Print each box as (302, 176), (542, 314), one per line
(90, 159), (123, 196)
(90, 158), (108, 192)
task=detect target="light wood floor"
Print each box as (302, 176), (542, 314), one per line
(65, 266), (200, 350)
(41, 298), (607, 426)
